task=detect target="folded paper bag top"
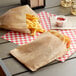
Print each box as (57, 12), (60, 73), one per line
(10, 32), (66, 71)
(0, 5), (38, 33)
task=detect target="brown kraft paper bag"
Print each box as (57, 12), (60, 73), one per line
(0, 5), (38, 33)
(10, 32), (67, 71)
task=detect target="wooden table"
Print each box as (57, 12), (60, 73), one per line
(0, 0), (76, 76)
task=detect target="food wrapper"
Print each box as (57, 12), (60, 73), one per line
(10, 32), (67, 71)
(0, 5), (38, 33)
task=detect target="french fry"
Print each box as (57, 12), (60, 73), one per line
(26, 19), (33, 28)
(37, 29), (45, 32)
(33, 21), (37, 35)
(26, 14), (39, 21)
(31, 29), (36, 36)
(26, 14), (45, 36)
(63, 35), (70, 48)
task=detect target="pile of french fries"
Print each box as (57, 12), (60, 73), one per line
(26, 14), (45, 35)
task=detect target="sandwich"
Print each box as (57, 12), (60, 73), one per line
(10, 30), (70, 71)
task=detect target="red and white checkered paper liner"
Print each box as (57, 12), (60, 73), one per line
(1, 11), (76, 62)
